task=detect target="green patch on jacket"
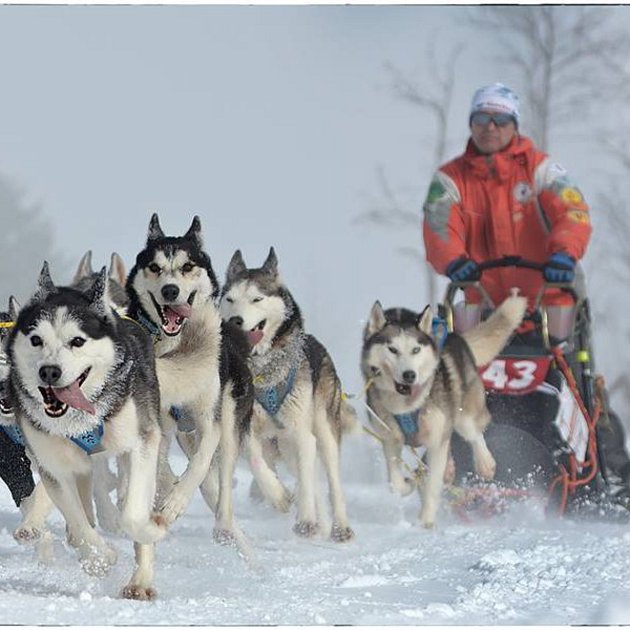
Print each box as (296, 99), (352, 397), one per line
(423, 177), (452, 240)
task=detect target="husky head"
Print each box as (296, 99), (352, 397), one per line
(362, 301), (439, 401)
(72, 250), (129, 313)
(7, 263), (119, 433)
(126, 214), (219, 338)
(219, 247), (302, 356)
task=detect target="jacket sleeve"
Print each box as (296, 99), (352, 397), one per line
(422, 170), (467, 274)
(535, 159), (592, 260)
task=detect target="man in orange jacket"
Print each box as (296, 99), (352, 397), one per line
(423, 82), (591, 309)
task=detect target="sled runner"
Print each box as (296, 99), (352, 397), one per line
(441, 256), (629, 518)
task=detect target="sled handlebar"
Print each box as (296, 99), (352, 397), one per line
(476, 256), (545, 273)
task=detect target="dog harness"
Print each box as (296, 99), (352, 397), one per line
(254, 366), (298, 429)
(169, 406), (196, 433)
(393, 409), (422, 446)
(133, 312), (162, 341)
(0, 422), (104, 454)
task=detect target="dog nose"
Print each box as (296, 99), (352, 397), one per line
(39, 365), (62, 385)
(161, 284), (180, 302)
(402, 370), (416, 384)
(229, 316), (244, 328)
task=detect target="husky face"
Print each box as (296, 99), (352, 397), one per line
(219, 248), (294, 356)
(363, 302), (439, 399)
(8, 264), (118, 435)
(72, 250), (129, 313)
(127, 214), (218, 338)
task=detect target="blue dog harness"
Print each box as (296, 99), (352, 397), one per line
(254, 366), (298, 429)
(1, 421), (104, 455)
(393, 408), (423, 446)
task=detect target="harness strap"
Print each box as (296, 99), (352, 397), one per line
(254, 366), (298, 428)
(393, 409), (422, 444)
(124, 313), (161, 342)
(1, 421), (105, 455)
(1, 424), (25, 446)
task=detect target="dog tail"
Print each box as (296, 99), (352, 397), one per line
(460, 292), (527, 367)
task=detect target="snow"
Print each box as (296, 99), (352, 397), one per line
(1, 440), (630, 626)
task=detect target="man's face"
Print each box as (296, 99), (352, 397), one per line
(470, 109), (517, 155)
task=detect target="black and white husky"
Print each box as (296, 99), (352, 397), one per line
(6, 263), (166, 599)
(219, 247), (356, 542)
(361, 294), (527, 528)
(126, 214), (252, 542)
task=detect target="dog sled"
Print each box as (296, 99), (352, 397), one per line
(441, 256), (630, 520)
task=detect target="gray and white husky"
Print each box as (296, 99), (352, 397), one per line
(362, 293), (527, 528)
(126, 214), (253, 542)
(6, 263), (166, 599)
(219, 247), (356, 542)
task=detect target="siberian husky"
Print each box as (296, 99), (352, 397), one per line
(219, 247), (356, 542)
(6, 263), (166, 599)
(126, 214), (253, 542)
(361, 294), (527, 527)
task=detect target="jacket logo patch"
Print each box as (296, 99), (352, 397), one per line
(560, 187), (584, 206)
(423, 178), (451, 240)
(513, 182), (532, 203)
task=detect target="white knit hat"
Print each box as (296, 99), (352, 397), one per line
(470, 83), (520, 125)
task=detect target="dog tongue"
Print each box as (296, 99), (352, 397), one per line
(52, 382), (96, 415)
(247, 329), (264, 347)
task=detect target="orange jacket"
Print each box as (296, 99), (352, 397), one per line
(422, 135), (592, 307)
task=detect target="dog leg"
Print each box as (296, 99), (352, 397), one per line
(419, 438), (450, 528)
(313, 406), (354, 542)
(454, 410), (496, 481)
(92, 456), (121, 533)
(382, 432), (415, 497)
(246, 432), (293, 513)
(121, 542), (157, 601)
(199, 455), (220, 513)
(120, 426), (166, 544)
(292, 422), (319, 538)
(158, 409), (221, 526)
(77, 472), (96, 529)
(40, 471), (117, 576)
(13, 480), (54, 543)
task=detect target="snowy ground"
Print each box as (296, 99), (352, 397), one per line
(1, 436), (630, 626)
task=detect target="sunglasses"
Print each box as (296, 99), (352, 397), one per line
(470, 112), (515, 127)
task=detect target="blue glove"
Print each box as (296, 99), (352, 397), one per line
(543, 252), (576, 283)
(446, 257), (480, 282)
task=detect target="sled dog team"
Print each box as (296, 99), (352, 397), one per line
(0, 214), (527, 599)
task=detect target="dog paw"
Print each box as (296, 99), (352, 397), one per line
(213, 527), (237, 547)
(420, 519), (435, 530)
(271, 488), (294, 513)
(391, 477), (416, 497)
(78, 546), (118, 577)
(475, 454), (497, 480)
(293, 520), (319, 538)
(13, 525), (43, 544)
(157, 491), (190, 526)
(330, 524), (355, 543)
(121, 584), (157, 601)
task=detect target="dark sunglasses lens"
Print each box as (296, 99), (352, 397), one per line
(472, 112), (514, 127)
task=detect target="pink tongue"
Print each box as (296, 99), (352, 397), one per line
(53, 381), (96, 415)
(247, 329), (264, 347)
(163, 304), (191, 334)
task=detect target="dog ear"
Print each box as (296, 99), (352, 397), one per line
(261, 247), (278, 276)
(8, 296), (21, 322)
(184, 215), (203, 247)
(416, 305), (433, 335)
(34, 261), (56, 301)
(147, 213), (165, 243)
(366, 300), (387, 337)
(109, 252), (127, 286)
(88, 267), (114, 322)
(73, 250), (94, 284)
(226, 250), (247, 283)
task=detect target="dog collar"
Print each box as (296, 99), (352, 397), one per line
(1, 423), (25, 446)
(254, 365), (298, 428)
(135, 311), (162, 340)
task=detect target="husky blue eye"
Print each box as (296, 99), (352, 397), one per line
(388, 346), (398, 355)
(412, 347), (421, 354)
(30, 335), (42, 347)
(70, 337), (86, 348)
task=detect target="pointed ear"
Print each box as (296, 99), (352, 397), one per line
(147, 213), (165, 243)
(109, 252), (127, 286)
(8, 296), (21, 321)
(88, 267), (113, 322)
(261, 247), (278, 276)
(35, 261), (56, 301)
(73, 250), (93, 284)
(366, 300), (387, 338)
(184, 215), (203, 247)
(226, 249), (247, 284)
(417, 305), (433, 335)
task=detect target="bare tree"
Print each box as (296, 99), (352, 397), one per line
(0, 173), (66, 308)
(470, 6), (630, 150)
(356, 38), (463, 305)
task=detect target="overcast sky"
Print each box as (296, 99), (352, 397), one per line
(0, 4), (628, 392)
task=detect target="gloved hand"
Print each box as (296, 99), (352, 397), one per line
(445, 256), (481, 282)
(543, 252), (576, 283)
